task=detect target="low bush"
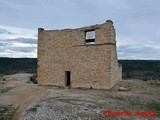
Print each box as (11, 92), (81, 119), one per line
(147, 101), (160, 115)
(29, 74), (37, 84)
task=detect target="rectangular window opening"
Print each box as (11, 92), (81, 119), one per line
(65, 71), (71, 86)
(85, 30), (95, 44)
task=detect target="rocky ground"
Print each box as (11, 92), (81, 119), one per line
(0, 73), (160, 120)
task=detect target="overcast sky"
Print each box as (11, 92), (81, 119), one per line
(0, 0), (160, 59)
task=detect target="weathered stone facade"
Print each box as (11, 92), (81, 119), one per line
(38, 20), (122, 89)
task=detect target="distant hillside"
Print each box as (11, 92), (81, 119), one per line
(119, 60), (160, 80)
(0, 58), (160, 80)
(0, 58), (37, 75)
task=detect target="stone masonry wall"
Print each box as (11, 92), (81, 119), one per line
(38, 20), (122, 89)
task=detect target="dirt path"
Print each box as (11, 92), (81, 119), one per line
(0, 73), (49, 120)
(12, 86), (48, 120)
(0, 82), (49, 120)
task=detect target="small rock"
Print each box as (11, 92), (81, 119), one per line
(147, 80), (155, 85)
(119, 87), (130, 91)
(155, 80), (160, 85)
(0, 81), (5, 84)
(2, 78), (6, 81)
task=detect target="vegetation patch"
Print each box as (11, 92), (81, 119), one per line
(1, 58), (160, 80)
(0, 86), (16, 93)
(146, 101), (160, 115)
(0, 105), (16, 120)
(0, 58), (37, 75)
(29, 74), (37, 84)
(119, 60), (160, 80)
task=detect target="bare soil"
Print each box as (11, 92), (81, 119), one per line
(0, 73), (160, 120)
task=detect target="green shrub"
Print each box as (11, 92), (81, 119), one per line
(157, 78), (160, 81)
(29, 74), (37, 84)
(0, 74), (4, 78)
(126, 72), (131, 78)
(147, 101), (160, 115)
(143, 77), (148, 81)
(0, 105), (15, 120)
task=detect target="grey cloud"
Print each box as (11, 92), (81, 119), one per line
(0, 42), (10, 46)
(0, 38), (37, 44)
(0, 38), (37, 54)
(117, 45), (160, 59)
(118, 45), (154, 54)
(12, 38), (37, 44)
(9, 47), (36, 53)
(0, 44), (36, 53)
(0, 28), (12, 34)
(0, 48), (6, 52)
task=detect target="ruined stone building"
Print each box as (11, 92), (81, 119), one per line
(38, 20), (122, 89)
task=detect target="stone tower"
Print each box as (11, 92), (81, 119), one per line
(38, 20), (122, 89)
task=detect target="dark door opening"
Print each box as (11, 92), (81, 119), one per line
(65, 71), (71, 86)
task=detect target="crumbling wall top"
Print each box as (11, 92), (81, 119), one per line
(106, 20), (113, 24)
(38, 20), (114, 33)
(38, 28), (44, 33)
